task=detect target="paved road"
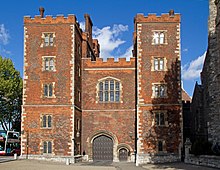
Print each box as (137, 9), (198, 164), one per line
(0, 156), (15, 163)
(0, 159), (219, 170)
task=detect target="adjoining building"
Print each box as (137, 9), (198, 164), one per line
(191, 0), (220, 152)
(21, 8), (182, 164)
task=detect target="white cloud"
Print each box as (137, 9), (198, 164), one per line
(183, 48), (188, 52)
(0, 24), (9, 45)
(117, 45), (133, 60)
(92, 24), (128, 58)
(182, 51), (206, 80)
(79, 22), (85, 32)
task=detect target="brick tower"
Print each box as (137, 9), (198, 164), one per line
(21, 8), (86, 161)
(134, 10), (182, 164)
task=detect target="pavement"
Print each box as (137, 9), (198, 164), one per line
(0, 156), (15, 163)
(0, 158), (219, 170)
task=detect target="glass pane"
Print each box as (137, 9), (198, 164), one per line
(44, 85), (48, 96)
(159, 59), (164, 70)
(154, 32), (159, 44)
(155, 85), (159, 97)
(49, 84), (53, 97)
(43, 115), (47, 127)
(99, 91), (103, 101)
(158, 141), (163, 151)
(160, 86), (165, 97)
(48, 141), (52, 153)
(110, 80), (114, 90)
(154, 58), (158, 70)
(105, 91), (109, 101)
(44, 35), (49, 46)
(115, 82), (120, 90)
(45, 58), (49, 70)
(48, 116), (51, 127)
(105, 80), (109, 90)
(99, 82), (103, 91)
(43, 141), (47, 153)
(160, 113), (165, 125)
(49, 34), (53, 46)
(160, 33), (164, 44)
(155, 113), (159, 125)
(115, 91), (120, 102)
(110, 91), (114, 101)
(49, 58), (54, 70)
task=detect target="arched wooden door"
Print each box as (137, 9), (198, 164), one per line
(119, 148), (128, 161)
(93, 135), (113, 161)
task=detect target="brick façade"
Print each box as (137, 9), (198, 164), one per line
(21, 9), (182, 164)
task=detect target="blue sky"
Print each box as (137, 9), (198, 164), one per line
(0, 0), (209, 96)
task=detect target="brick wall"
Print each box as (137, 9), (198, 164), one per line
(134, 12), (182, 164)
(22, 14), (82, 157)
(81, 58), (136, 161)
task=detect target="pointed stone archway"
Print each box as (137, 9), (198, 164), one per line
(87, 130), (119, 162)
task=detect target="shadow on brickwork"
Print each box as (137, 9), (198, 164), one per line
(142, 59), (182, 157)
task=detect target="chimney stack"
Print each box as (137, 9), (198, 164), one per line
(39, 7), (45, 18)
(169, 9), (174, 16)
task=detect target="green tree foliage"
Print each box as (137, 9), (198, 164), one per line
(0, 56), (22, 132)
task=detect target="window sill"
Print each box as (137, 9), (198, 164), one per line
(155, 125), (169, 128)
(151, 70), (166, 72)
(42, 96), (56, 99)
(151, 96), (168, 99)
(151, 43), (168, 45)
(98, 101), (121, 103)
(40, 44), (56, 48)
(40, 127), (52, 130)
(42, 70), (56, 72)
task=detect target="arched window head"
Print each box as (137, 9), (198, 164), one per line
(98, 78), (121, 102)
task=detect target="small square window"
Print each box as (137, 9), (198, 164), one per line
(43, 141), (52, 154)
(154, 58), (164, 71)
(41, 115), (52, 128)
(153, 84), (167, 98)
(43, 33), (54, 47)
(43, 57), (55, 71)
(153, 31), (166, 45)
(43, 83), (54, 97)
(155, 112), (165, 126)
(158, 141), (163, 152)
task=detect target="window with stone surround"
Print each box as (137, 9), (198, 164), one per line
(153, 110), (168, 127)
(152, 31), (167, 45)
(43, 141), (52, 154)
(41, 115), (52, 128)
(152, 83), (167, 98)
(152, 57), (167, 71)
(43, 83), (55, 98)
(42, 33), (55, 47)
(157, 140), (166, 152)
(42, 56), (55, 71)
(98, 78), (121, 102)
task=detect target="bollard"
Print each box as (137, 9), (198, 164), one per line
(14, 153), (17, 160)
(66, 158), (70, 165)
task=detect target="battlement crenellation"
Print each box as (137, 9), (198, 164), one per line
(135, 11), (180, 23)
(83, 57), (136, 68)
(24, 14), (77, 24)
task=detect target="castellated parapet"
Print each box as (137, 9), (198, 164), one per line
(24, 14), (78, 25)
(134, 12), (181, 23)
(83, 57), (136, 69)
